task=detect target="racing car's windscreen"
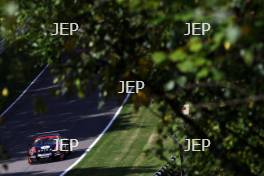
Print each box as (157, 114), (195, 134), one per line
(33, 138), (56, 146)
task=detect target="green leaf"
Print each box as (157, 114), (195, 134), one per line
(226, 25), (240, 44)
(47, 58), (53, 65)
(4, 2), (18, 16)
(152, 52), (166, 65)
(197, 68), (209, 79)
(177, 60), (194, 73)
(212, 68), (223, 81)
(240, 49), (253, 65)
(164, 80), (175, 91)
(169, 49), (186, 62)
(78, 90), (85, 98)
(176, 76), (187, 87)
(194, 57), (206, 67)
(75, 78), (81, 89)
(188, 37), (202, 52)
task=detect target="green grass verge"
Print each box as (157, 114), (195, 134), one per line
(68, 104), (164, 176)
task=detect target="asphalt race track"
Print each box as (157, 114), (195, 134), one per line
(0, 68), (123, 176)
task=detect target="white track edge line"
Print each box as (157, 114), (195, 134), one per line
(0, 64), (49, 118)
(59, 92), (132, 176)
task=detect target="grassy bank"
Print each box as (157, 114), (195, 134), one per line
(68, 104), (164, 176)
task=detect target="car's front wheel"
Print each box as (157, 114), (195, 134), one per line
(59, 153), (65, 161)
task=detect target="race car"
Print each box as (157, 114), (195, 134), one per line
(27, 133), (71, 164)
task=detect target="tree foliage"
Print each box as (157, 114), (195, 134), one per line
(1, 0), (264, 175)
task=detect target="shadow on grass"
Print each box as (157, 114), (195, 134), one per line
(69, 166), (157, 176)
(108, 112), (146, 133)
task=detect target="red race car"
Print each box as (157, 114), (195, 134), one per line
(27, 133), (71, 164)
